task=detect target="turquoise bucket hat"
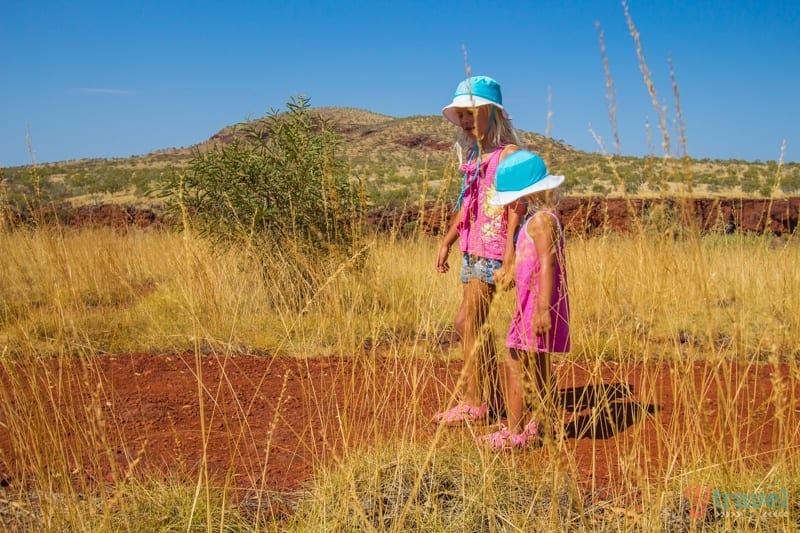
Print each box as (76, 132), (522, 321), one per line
(490, 150), (565, 206)
(442, 75), (509, 125)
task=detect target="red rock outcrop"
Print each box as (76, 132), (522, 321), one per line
(4, 204), (161, 230)
(368, 197), (800, 236)
(4, 198), (797, 236)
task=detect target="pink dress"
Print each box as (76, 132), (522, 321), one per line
(506, 210), (571, 353)
(457, 147), (508, 260)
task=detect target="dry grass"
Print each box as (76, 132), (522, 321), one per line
(0, 219), (798, 530)
(2, 225), (797, 362)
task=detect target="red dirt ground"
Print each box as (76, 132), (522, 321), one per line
(1, 352), (798, 509)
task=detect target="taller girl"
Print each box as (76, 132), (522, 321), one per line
(433, 76), (526, 425)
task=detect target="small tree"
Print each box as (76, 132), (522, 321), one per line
(158, 97), (364, 253)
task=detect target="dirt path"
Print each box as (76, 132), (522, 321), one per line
(1, 353), (797, 506)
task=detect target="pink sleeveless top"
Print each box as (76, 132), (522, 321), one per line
(506, 209), (571, 353)
(457, 147), (508, 260)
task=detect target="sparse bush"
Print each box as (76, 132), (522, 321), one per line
(780, 169), (800, 193)
(157, 96), (365, 254)
(741, 176), (760, 193)
(623, 171), (644, 194)
(562, 174), (581, 191)
(718, 172), (740, 189)
(694, 172), (714, 185)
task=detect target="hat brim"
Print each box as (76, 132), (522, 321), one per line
(442, 95), (508, 125)
(490, 175), (565, 206)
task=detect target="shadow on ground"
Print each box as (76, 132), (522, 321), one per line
(558, 383), (659, 439)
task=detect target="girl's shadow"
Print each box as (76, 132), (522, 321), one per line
(556, 383), (658, 439)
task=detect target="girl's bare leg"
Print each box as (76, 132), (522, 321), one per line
(506, 350), (555, 435)
(531, 351), (555, 438)
(505, 349), (528, 433)
(480, 328), (502, 415)
(460, 279), (495, 406)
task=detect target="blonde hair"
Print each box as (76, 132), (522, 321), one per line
(525, 188), (562, 214)
(453, 105), (524, 164)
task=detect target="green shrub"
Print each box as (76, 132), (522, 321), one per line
(780, 169), (800, 193)
(623, 171), (643, 194)
(562, 174), (581, 191)
(156, 96), (364, 253)
(742, 167), (759, 180)
(718, 173), (740, 189)
(741, 177), (761, 193)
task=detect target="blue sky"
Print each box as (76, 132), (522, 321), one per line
(2, 0), (798, 167)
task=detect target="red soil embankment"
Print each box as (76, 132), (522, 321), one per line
(4, 197), (799, 235)
(369, 197), (800, 236)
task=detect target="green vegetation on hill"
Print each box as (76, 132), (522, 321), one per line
(2, 106), (798, 211)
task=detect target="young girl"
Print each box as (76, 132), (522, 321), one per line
(432, 76), (526, 425)
(478, 150), (570, 450)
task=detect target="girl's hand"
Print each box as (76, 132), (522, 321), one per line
(529, 211), (557, 339)
(436, 243), (451, 273)
(533, 310), (552, 338)
(493, 264), (515, 291)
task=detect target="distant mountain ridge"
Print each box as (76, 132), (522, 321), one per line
(199, 106), (578, 171)
(3, 106), (798, 209)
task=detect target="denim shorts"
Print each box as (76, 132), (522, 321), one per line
(460, 253), (503, 285)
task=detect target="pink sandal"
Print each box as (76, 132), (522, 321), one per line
(431, 402), (489, 426)
(477, 425), (514, 451)
(478, 421), (541, 451)
(509, 421), (541, 449)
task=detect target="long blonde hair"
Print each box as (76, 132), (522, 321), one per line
(454, 105), (524, 165)
(525, 187), (562, 215)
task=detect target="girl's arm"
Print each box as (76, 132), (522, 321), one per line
(493, 144), (523, 286)
(436, 207), (463, 273)
(529, 211), (557, 337)
(493, 199), (526, 289)
(503, 199), (526, 264)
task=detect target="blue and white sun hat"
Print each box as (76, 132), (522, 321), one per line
(442, 76), (509, 125)
(490, 150), (565, 206)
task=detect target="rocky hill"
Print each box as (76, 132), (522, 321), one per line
(2, 107), (799, 210)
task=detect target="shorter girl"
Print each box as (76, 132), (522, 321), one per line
(478, 150), (570, 451)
